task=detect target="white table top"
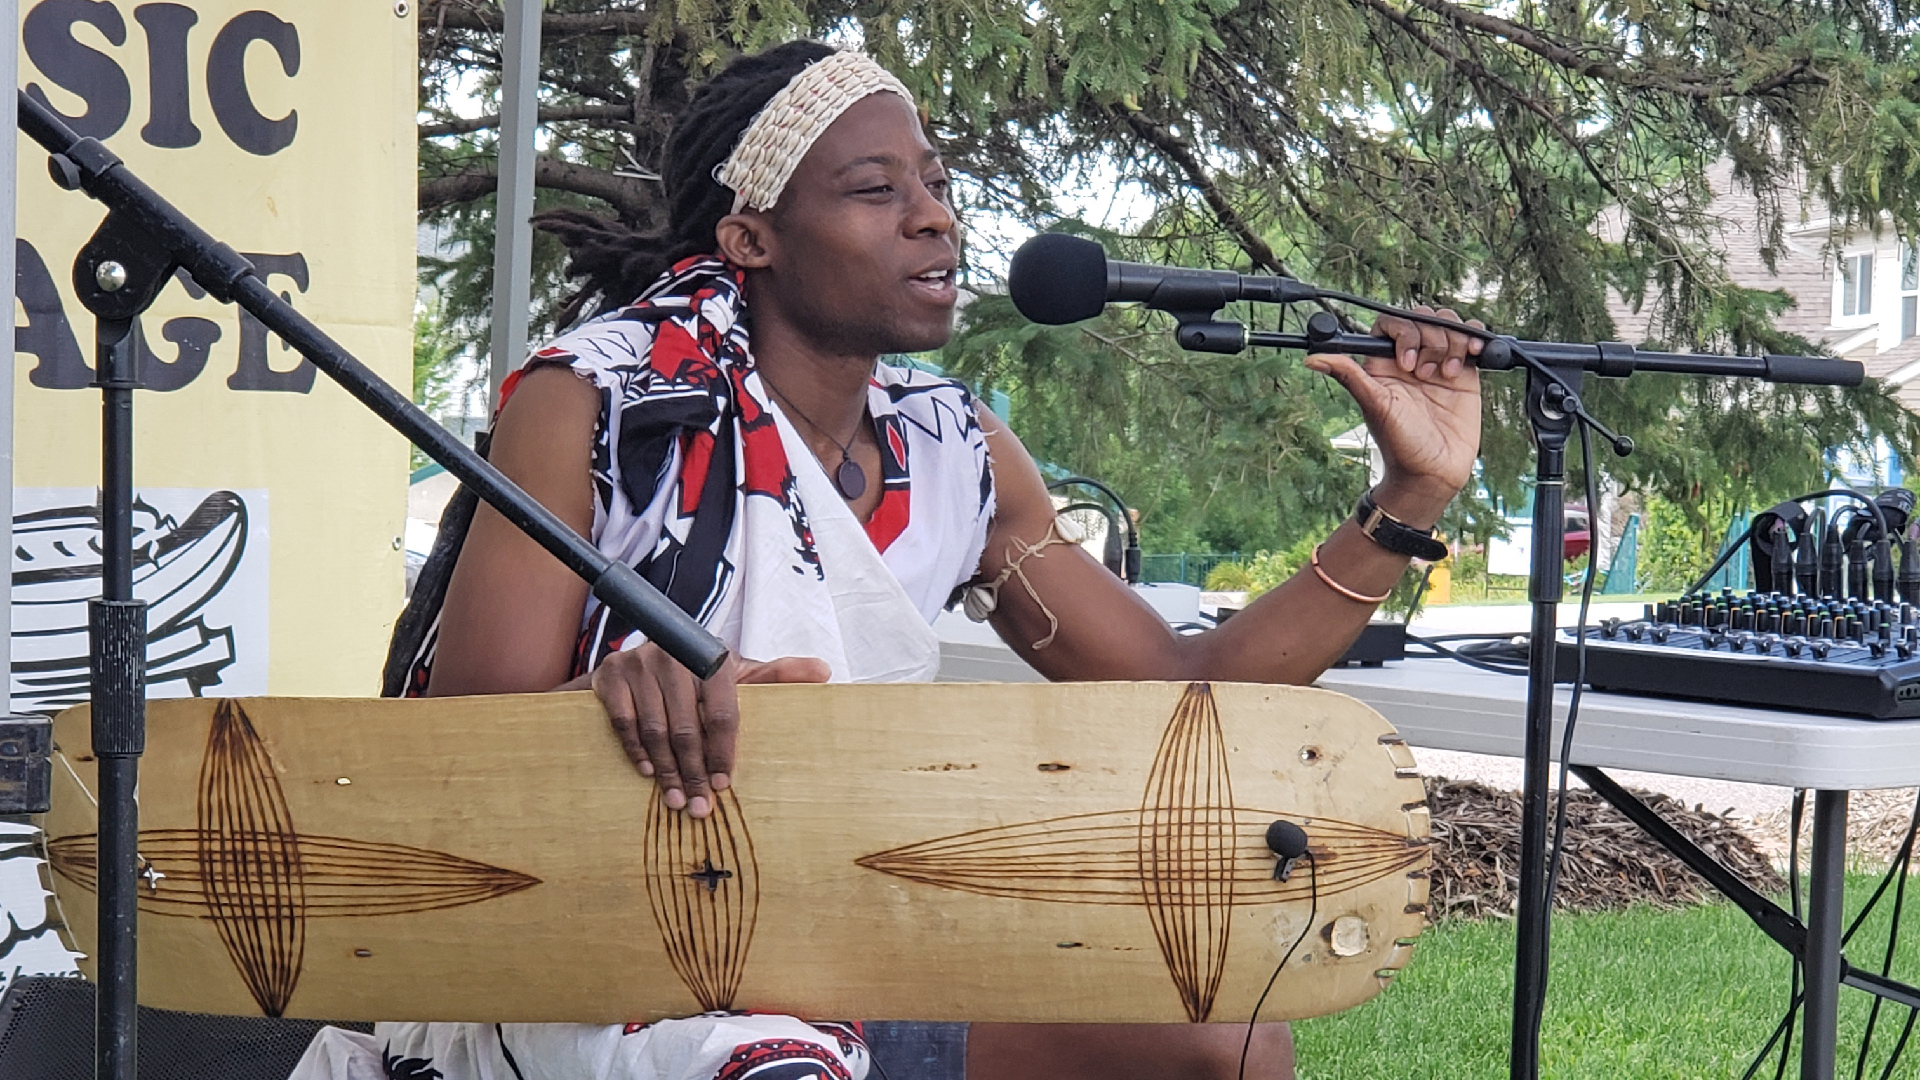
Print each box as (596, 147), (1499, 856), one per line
(1318, 658), (1920, 791)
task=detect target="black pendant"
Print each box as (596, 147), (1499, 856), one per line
(834, 457), (868, 500)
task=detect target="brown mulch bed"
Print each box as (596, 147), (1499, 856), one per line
(1426, 776), (1787, 921)
(1751, 788), (1920, 866)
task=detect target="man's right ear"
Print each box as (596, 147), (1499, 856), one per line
(715, 212), (774, 269)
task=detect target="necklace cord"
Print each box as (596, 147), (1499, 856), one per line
(759, 376), (872, 500)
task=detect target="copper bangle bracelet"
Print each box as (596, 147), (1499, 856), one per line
(1309, 544), (1392, 605)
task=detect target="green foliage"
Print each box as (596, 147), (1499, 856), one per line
(945, 294), (1365, 553)
(1197, 533), (1429, 618)
(411, 299), (463, 472)
(1236, 541), (1318, 599)
(413, 299), (459, 413)
(1202, 560), (1252, 593)
(1636, 495), (1726, 594)
(414, 0), (1920, 550)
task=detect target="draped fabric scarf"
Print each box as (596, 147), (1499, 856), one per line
(396, 254), (994, 694)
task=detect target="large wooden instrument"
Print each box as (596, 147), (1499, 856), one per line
(40, 682), (1429, 1024)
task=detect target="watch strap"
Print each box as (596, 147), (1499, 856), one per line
(1353, 489), (1449, 562)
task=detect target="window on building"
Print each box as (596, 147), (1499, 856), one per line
(1843, 252), (1875, 318)
(1903, 242), (1917, 340)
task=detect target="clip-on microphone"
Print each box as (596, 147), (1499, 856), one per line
(1266, 820), (1310, 882)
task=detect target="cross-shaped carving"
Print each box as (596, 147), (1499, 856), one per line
(687, 858), (733, 894)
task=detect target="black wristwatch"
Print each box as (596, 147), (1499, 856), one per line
(1353, 489), (1449, 562)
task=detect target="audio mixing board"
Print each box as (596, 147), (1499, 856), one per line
(1558, 589), (1920, 719)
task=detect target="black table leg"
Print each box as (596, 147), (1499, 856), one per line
(1803, 790), (1848, 1080)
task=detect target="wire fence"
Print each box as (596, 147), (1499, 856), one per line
(1138, 553), (1245, 588)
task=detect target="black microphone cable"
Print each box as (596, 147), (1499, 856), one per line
(1403, 632), (1531, 675)
(1680, 488), (1886, 597)
(1236, 848), (1317, 1080)
(1852, 787), (1920, 1080)
(1742, 791), (1809, 1080)
(1542, 423), (1602, 934)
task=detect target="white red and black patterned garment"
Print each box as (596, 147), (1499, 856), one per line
(302, 256), (994, 1080)
(397, 254), (995, 693)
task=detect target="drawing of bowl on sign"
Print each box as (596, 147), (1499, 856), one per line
(13, 491), (248, 712)
(857, 683), (1426, 1022)
(46, 700), (540, 1017)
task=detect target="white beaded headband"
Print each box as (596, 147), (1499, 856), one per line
(714, 49), (915, 214)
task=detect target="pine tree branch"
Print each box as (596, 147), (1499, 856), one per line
(1358, 0), (1712, 291)
(417, 1), (657, 38)
(1119, 111), (1290, 277)
(1397, 0), (1823, 98)
(421, 104), (636, 138)
(420, 159), (654, 219)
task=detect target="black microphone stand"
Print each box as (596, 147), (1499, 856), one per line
(16, 90), (731, 1080)
(1173, 308), (1862, 1080)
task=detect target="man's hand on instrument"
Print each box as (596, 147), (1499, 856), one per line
(591, 645), (829, 817)
(1304, 305), (1483, 528)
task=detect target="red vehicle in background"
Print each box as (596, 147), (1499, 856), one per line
(1565, 504), (1591, 561)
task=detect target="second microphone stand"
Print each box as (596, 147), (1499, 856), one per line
(18, 90), (732, 1080)
(1178, 307), (1862, 1080)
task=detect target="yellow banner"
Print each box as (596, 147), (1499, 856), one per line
(13, 0), (417, 708)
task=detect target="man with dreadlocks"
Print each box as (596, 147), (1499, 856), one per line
(297, 39), (1482, 1080)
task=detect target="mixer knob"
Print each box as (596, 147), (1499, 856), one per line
(1651, 625), (1672, 644)
(1601, 617), (1622, 639)
(1756, 635), (1779, 655)
(1812, 641), (1832, 660)
(1871, 640), (1889, 659)
(1625, 624), (1645, 642)
(1901, 642), (1916, 661)
(1785, 637), (1805, 658)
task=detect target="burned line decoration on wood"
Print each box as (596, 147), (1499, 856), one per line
(643, 787), (760, 1012)
(46, 700), (540, 1017)
(857, 683), (1427, 1022)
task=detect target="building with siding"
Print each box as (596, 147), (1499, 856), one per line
(1607, 159), (1919, 408)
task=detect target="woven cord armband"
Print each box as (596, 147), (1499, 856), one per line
(1353, 489), (1449, 562)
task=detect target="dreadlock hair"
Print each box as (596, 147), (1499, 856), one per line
(535, 40), (837, 325)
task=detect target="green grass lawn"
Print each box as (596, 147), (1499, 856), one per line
(1294, 874), (1920, 1079)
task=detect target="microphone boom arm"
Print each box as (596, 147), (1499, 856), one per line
(1180, 311), (1863, 389)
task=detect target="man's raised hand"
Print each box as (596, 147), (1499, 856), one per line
(1303, 305), (1483, 527)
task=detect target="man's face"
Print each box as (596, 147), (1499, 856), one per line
(754, 92), (960, 356)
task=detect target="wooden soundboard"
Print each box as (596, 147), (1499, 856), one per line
(41, 682), (1430, 1024)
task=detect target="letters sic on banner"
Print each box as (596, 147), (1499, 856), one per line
(12, 0), (417, 698)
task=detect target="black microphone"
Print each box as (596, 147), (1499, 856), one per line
(1265, 820), (1310, 883)
(1009, 232), (1318, 325)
